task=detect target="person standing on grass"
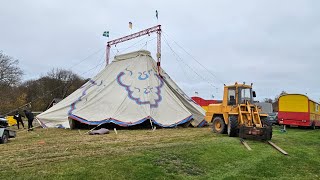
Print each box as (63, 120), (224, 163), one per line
(13, 111), (24, 129)
(23, 110), (34, 131)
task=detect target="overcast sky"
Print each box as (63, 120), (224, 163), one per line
(1, 0), (319, 101)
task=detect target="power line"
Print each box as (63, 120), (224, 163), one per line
(83, 51), (106, 78)
(163, 31), (225, 85)
(67, 48), (104, 70)
(163, 35), (216, 89)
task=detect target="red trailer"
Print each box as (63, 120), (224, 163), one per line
(278, 94), (320, 129)
(191, 97), (221, 111)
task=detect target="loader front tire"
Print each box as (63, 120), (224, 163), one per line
(228, 115), (239, 137)
(265, 126), (273, 140)
(261, 117), (273, 140)
(212, 117), (226, 134)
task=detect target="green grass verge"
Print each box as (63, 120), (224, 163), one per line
(1, 126), (319, 180)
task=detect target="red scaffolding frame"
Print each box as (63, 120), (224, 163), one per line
(106, 25), (162, 73)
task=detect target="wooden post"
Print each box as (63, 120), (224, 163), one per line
(240, 139), (252, 151)
(268, 141), (288, 155)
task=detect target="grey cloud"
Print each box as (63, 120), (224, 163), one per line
(0, 0), (319, 101)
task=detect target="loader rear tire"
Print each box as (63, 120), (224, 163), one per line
(212, 117), (226, 134)
(228, 116), (239, 137)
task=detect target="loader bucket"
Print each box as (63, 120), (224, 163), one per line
(239, 125), (272, 141)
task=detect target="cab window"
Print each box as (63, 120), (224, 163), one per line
(228, 88), (236, 105)
(240, 88), (252, 103)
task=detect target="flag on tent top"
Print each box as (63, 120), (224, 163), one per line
(156, 10), (158, 19)
(103, 31), (109, 37)
(129, 22), (132, 29)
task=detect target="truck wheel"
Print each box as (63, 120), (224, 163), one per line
(212, 117), (226, 134)
(228, 116), (239, 137)
(0, 131), (9, 144)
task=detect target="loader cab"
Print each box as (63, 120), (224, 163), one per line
(225, 83), (256, 106)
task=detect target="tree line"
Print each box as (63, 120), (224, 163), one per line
(0, 51), (87, 115)
(1, 50), (289, 115)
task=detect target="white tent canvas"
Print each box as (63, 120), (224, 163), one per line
(37, 50), (206, 128)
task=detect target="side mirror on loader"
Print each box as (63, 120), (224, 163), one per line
(253, 91), (256, 97)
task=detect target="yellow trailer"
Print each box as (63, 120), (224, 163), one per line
(278, 94), (320, 129)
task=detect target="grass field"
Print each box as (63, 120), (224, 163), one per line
(1, 125), (319, 180)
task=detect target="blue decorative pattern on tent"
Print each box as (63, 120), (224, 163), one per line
(68, 114), (193, 128)
(66, 68), (190, 128)
(68, 79), (103, 116)
(116, 68), (164, 108)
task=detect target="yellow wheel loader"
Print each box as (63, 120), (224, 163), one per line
(205, 82), (272, 140)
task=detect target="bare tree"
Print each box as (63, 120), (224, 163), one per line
(46, 68), (85, 98)
(264, 98), (273, 103)
(0, 51), (23, 86)
(274, 91), (288, 102)
(21, 68), (86, 111)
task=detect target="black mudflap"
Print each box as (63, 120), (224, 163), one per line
(239, 125), (272, 141)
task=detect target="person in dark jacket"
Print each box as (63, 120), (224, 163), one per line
(23, 110), (34, 131)
(13, 111), (24, 129)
